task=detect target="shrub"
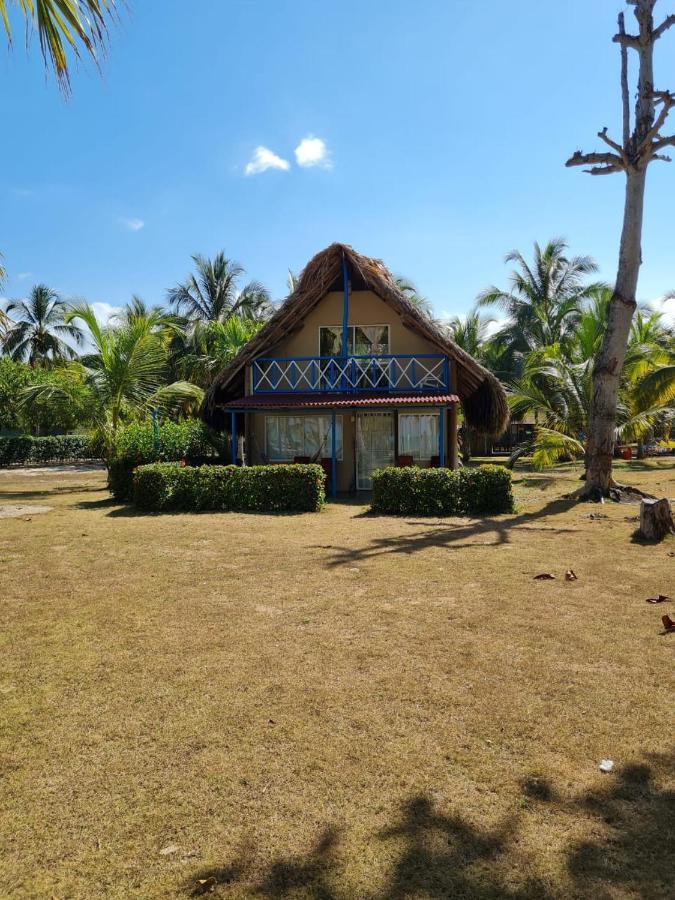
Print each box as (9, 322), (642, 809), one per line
(0, 434), (97, 466)
(107, 419), (223, 501)
(133, 463), (325, 513)
(370, 465), (513, 516)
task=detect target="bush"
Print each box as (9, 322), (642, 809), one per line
(0, 434), (97, 466)
(107, 419), (223, 501)
(370, 465), (514, 516)
(133, 463), (325, 513)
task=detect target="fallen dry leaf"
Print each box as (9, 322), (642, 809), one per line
(646, 594), (671, 604)
(565, 570), (578, 581)
(534, 573), (556, 580)
(194, 877), (217, 895)
(160, 844), (179, 856)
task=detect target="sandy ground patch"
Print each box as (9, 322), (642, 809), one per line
(0, 504), (52, 518)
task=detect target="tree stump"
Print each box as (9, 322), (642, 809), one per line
(639, 498), (675, 542)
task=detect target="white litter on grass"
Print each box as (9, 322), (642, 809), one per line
(599, 759), (614, 773)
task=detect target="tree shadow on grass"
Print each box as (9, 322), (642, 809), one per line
(184, 752), (673, 898)
(315, 497), (578, 566)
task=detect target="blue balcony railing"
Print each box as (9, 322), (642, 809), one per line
(251, 354), (449, 394)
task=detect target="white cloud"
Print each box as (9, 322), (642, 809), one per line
(244, 146), (290, 176)
(90, 302), (123, 324)
(294, 136), (331, 168)
(16, 272), (32, 281)
(648, 293), (675, 327)
(119, 217), (145, 231)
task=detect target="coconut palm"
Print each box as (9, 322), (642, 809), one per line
(507, 293), (675, 468)
(20, 303), (203, 451)
(1, 0), (119, 92)
(167, 252), (272, 324)
(478, 239), (602, 356)
(2, 284), (84, 365)
(174, 317), (264, 389)
(394, 276), (434, 319)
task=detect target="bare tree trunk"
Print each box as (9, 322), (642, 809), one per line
(566, 0), (675, 499)
(584, 168), (645, 494)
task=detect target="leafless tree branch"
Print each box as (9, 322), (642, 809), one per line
(598, 127), (625, 155)
(619, 12), (631, 146)
(565, 150), (624, 170)
(652, 133), (675, 151)
(584, 165), (625, 175)
(654, 14), (675, 39)
(612, 31), (641, 49)
(651, 153), (672, 162)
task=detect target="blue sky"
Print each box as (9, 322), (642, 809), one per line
(1, 0), (674, 324)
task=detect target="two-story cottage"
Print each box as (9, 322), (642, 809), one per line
(202, 244), (509, 495)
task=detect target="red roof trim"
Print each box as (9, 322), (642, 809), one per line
(222, 392), (459, 410)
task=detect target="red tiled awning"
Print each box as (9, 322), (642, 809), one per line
(222, 392), (459, 410)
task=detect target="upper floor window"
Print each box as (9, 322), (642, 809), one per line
(319, 325), (389, 357)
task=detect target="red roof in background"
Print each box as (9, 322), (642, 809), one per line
(222, 392), (459, 410)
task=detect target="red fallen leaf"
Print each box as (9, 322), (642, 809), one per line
(534, 573), (556, 580)
(646, 594), (671, 604)
(661, 614), (675, 631)
(565, 570), (578, 581)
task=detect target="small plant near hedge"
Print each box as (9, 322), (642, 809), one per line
(107, 419), (223, 500)
(370, 465), (514, 516)
(0, 434), (98, 466)
(133, 463), (325, 513)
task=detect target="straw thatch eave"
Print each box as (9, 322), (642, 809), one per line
(202, 243), (509, 435)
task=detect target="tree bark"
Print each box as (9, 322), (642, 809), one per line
(639, 497), (675, 540)
(583, 168), (645, 494)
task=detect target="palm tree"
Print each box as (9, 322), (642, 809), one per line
(1, 0), (119, 92)
(20, 304), (203, 452)
(507, 291), (675, 468)
(174, 317), (264, 389)
(167, 252), (272, 324)
(444, 308), (495, 361)
(287, 269), (300, 294)
(394, 276), (434, 318)
(478, 239), (602, 356)
(2, 284), (83, 365)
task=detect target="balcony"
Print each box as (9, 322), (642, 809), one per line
(251, 354), (449, 395)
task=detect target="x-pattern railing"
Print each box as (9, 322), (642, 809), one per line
(252, 354), (449, 394)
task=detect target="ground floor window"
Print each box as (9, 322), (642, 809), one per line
(398, 412), (440, 461)
(265, 414), (343, 461)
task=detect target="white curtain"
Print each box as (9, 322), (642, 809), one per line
(266, 415), (342, 460)
(398, 413), (439, 461)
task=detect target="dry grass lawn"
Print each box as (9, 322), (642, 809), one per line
(0, 461), (673, 899)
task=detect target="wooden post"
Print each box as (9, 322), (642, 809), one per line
(449, 403), (458, 470)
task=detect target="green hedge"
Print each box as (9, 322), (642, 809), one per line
(370, 465), (514, 516)
(0, 434), (98, 466)
(108, 419), (223, 501)
(132, 463), (326, 513)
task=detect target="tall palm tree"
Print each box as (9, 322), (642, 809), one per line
(2, 284), (83, 365)
(444, 308), (495, 360)
(167, 252), (272, 324)
(1, 0), (119, 92)
(478, 239), (602, 355)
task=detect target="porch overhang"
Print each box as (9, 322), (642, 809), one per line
(220, 392), (459, 411)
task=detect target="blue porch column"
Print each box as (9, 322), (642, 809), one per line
(230, 411), (237, 465)
(331, 410), (337, 498)
(439, 406), (446, 467)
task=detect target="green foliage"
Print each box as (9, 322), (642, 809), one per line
(371, 465), (514, 516)
(132, 463), (325, 513)
(0, 434), (97, 466)
(0, 358), (94, 434)
(107, 419), (224, 500)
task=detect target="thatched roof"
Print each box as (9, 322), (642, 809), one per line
(202, 243), (509, 435)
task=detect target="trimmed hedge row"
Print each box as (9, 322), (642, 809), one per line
(0, 434), (99, 466)
(133, 463), (326, 513)
(108, 420), (223, 501)
(371, 465), (514, 516)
